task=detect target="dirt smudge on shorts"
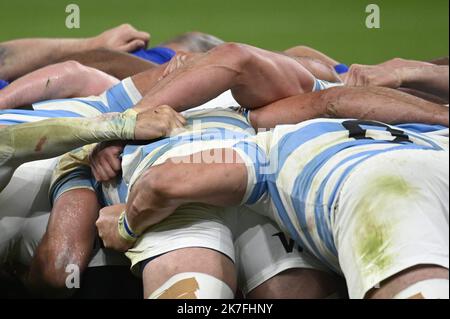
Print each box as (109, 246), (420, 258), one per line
(353, 175), (419, 276)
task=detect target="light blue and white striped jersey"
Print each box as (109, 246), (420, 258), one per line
(0, 78), (141, 126)
(233, 118), (448, 271)
(100, 107), (255, 206)
(312, 79), (343, 92)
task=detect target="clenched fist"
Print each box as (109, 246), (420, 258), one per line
(134, 105), (187, 140)
(96, 204), (133, 252)
(89, 141), (125, 182)
(88, 24), (150, 52)
(344, 64), (402, 88)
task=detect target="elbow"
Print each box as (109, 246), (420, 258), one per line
(317, 86), (355, 118)
(61, 60), (85, 72)
(127, 163), (178, 224)
(55, 60), (90, 97)
(248, 109), (261, 130)
(60, 60), (89, 79)
(138, 164), (175, 201)
(60, 60), (116, 96)
(248, 108), (274, 130)
(209, 42), (253, 72)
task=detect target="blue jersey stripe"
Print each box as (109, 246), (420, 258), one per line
(118, 179), (129, 203)
(312, 146), (401, 255)
(397, 123), (447, 133)
(266, 181), (308, 255)
(233, 141), (269, 204)
(290, 139), (399, 257)
(273, 123), (344, 174)
(134, 128), (249, 157)
(267, 178), (338, 271)
(311, 143), (427, 256)
(0, 109), (82, 125)
(272, 122), (441, 176)
(49, 166), (94, 204)
(70, 98), (111, 113)
(32, 82), (135, 115)
(0, 109), (83, 118)
(325, 143), (441, 219)
(263, 120), (445, 268)
(186, 115), (252, 131)
(145, 128), (250, 166)
(401, 130), (444, 150)
(105, 82), (135, 112)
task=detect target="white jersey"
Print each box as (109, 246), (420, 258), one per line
(234, 118), (448, 272)
(48, 107), (328, 295)
(0, 78), (142, 126)
(100, 107), (253, 205)
(335, 148), (448, 298)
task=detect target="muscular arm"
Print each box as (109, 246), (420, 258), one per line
(96, 149), (247, 251)
(125, 153), (247, 235)
(0, 38), (94, 81)
(284, 45), (341, 67)
(132, 43), (316, 113)
(378, 57), (434, 69)
(376, 58), (449, 100)
(27, 188), (100, 296)
(396, 65), (449, 102)
(0, 106), (184, 191)
(0, 24), (150, 81)
(249, 86), (449, 130)
(56, 48), (157, 80)
(345, 60), (449, 103)
(0, 61), (119, 109)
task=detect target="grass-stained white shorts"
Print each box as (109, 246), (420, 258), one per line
(334, 149), (449, 298)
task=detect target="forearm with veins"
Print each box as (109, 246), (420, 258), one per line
(397, 66), (449, 102)
(250, 86), (449, 129)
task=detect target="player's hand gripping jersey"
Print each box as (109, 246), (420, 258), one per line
(50, 108), (332, 297)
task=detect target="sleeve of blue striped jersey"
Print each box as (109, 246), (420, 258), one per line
(91, 78), (142, 113)
(104, 77), (142, 112)
(32, 77), (142, 115)
(49, 166), (95, 204)
(232, 140), (268, 205)
(312, 79), (344, 92)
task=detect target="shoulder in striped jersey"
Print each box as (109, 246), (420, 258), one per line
(0, 108), (82, 125)
(32, 80), (138, 117)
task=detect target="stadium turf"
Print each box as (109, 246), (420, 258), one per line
(0, 0), (448, 65)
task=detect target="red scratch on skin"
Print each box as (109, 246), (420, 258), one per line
(35, 136), (47, 152)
